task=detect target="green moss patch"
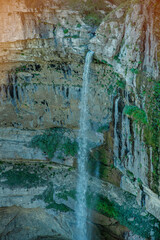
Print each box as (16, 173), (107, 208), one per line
(135, 74), (160, 193)
(57, 189), (76, 201)
(30, 128), (78, 160)
(143, 81), (160, 193)
(93, 196), (117, 218)
(89, 191), (160, 239)
(47, 184), (160, 238)
(115, 201), (160, 239)
(124, 105), (147, 125)
(0, 163), (49, 188)
(33, 183), (71, 212)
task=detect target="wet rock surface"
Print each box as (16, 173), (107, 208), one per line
(0, 0), (160, 239)
(0, 161), (159, 239)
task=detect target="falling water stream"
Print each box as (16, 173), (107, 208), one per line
(75, 51), (94, 240)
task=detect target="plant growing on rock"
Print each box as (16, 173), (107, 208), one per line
(124, 105), (147, 125)
(30, 128), (78, 160)
(63, 29), (69, 34)
(143, 81), (160, 194)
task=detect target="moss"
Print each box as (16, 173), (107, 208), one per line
(1, 164), (46, 188)
(143, 81), (160, 193)
(57, 189), (76, 201)
(123, 105), (148, 125)
(30, 129), (62, 159)
(64, 34), (79, 39)
(126, 170), (135, 182)
(56, 189), (117, 217)
(100, 59), (113, 68)
(130, 68), (139, 74)
(34, 183), (71, 212)
(46, 202), (71, 212)
(107, 84), (114, 95)
(95, 196), (118, 218)
(87, 188), (160, 239)
(63, 29), (69, 34)
(115, 202), (160, 238)
(116, 79), (126, 89)
(14, 63), (42, 74)
(114, 54), (121, 63)
(30, 128), (78, 159)
(15, 65), (27, 73)
(134, 75), (159, 192)
(62, 139), (78, 157)
(93, 192), (160, 238)
(53, 185), (160, 237)
(97, 124), (109, 133)
(76, 23), (81, 28)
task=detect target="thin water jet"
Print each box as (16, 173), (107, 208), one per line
(75, 51), (94, 240)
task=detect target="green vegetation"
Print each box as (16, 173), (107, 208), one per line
(116, 79), (126, 89)
(34, 183), (71, 212)
(130, 68), (139, 74)
(55, 186), (160, 238)
(15, 65), (27, 73)
(122, 77), (159, 194)
(114, 54), (121, 63)
(62, 139), (78, 156)
(31, 129), (62, 159)
(115, 200), (160, 239)
(1, 162), (159, 238)
(30, 128), (78, 159)
(0, 163), (48, 188)
(64, 34), (79, 39)
(107, 84), (114, 95)
(123, 105), (147, 125)
(57, 189), (76, 201)
(1, 168), (42, 188)
(86, 192), (118, 217)
(134, 74), (160, 193)
(57, 188), (117, 218)
(96, 197), (117, 217)
(63, 29), (69, 34)
(46, 201), (71, 211)
(76, 23), (81, 28)
(15, 63), (42, 74)
(126, 170), (135, 182)
(143, 81), (160, 193)
(94, 58), (113, 68)
(97, 124), (109, 133)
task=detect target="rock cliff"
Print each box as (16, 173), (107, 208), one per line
(0, 0), (159, 239)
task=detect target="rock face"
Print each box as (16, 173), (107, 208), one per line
(0, 161), (159, 240)
(0, 206), (69, 240)
(0, 0), (160, 239)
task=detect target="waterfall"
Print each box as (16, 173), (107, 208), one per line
(75, 51), (94, 240)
